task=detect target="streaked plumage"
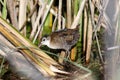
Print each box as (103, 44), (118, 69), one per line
(40, 24), (80, 57)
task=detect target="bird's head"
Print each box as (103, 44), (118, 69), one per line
(39, 36), (50, 47)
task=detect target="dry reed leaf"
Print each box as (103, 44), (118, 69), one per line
(86, 19), (92, 63)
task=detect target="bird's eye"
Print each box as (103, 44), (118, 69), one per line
(42, 38), (46, 41)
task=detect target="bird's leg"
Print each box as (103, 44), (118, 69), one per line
(66, 50), (71, 59)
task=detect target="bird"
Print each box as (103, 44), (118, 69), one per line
(39, 24), (80, 58)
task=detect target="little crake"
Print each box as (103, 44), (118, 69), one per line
(40, 24), (80, 58)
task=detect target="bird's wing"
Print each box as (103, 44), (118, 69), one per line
(57, 31), (74, 45)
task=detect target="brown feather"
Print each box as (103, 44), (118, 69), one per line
(49, 24), (80, 51)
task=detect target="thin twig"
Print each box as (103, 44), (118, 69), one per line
(48, 5), (65, 29)
(29, 0), (37, 27)
(30, 4), (46, 40)
(33, 0), (54, 43)
(18, 0), (27, 35)
(71, 0), (87, 29)
(83, 6), (88, 53)
(58, 0), (62, 30)
(19, 1), (38, 31)
(66, 0), (72, 28)
(62, 16), (65, 29)
(89, 0), (104, 64)
(52, 15), (58, 32)
(7, 0), (18, 29)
